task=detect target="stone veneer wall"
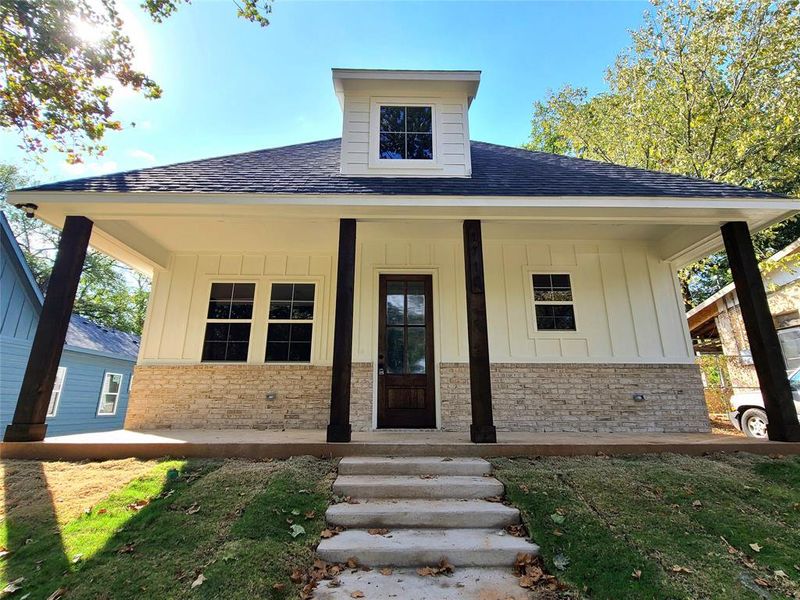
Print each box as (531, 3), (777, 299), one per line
(439, 363), (709, 433)
(125, 363), (377, 431)
(126, 362), (708, 433)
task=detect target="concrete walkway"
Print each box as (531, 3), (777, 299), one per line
(3, 428), (798, 460)
(315, 456), (537, 599)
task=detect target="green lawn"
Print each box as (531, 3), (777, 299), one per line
(1, 457), (335, 599)
(493, 453), (800, 600)
(2, 453), (798, 599)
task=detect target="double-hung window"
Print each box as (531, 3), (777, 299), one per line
(379, 106), (433, 160)
(532, 274), (576, 331)
(265, 283), (315, 362)
(202, 282), (255, 362)
(47, 366), (67, 417)
(98, 372), (123, 415)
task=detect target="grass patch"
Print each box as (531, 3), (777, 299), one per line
(1, 456), (335, 599)
(493, 453), (800, 600)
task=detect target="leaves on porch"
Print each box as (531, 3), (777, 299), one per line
(320, 526), (344, 539)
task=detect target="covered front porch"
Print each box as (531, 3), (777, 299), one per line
(4, 191), (800, 444)
(3, 428), (800, 460)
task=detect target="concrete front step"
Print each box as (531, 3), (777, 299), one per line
(316, 528), (539, 567)
(333, 475), (503, 500)
(326, 499), (520, 529)
(312, 567), (530, 600)
(338, 456), (492, 477)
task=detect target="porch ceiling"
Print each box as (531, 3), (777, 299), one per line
(10, 191), (797, 275)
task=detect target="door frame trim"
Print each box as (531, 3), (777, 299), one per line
(370, 267), (442, 430)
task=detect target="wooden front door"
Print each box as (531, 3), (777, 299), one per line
(377, 274), (436, 428)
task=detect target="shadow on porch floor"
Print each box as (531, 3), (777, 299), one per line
(1, 429), (799, 460)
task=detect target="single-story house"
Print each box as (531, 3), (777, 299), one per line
(4, 69), (799, 443)
(0, 213), (140, 435)
(688, 238), (800, 387)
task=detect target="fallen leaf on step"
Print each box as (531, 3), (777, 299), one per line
(417, 567), (437, 577)
(367, 528), (389, 536)
(506, 524), (526, 537)
(419, 474), (436, 479)
(379, 567), (393, 576)
(346, 557), (359, 569)
(350, 591), (364, 598)
(320, 529), (336, 539)
(486, 495), (503, 503)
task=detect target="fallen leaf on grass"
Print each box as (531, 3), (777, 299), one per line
(272, 583), (285, 590)
(549, 513), (565, 525)
(0, 547), (9, 559)
(671, 565), (694, 574)
(305, 510), (316, 519)
(71, 554), (83, 564)
(289, 524), (306, 538)
(367, 528), (390, 536)
(117, 543), (135, 554)
(379, 567), (393, 576)
(692, 500), (702, 509)
(631, 569), (642, 580)
(46, 590), (64, 600)
(774, 570), (788, 579)
(519, 484), (529, 493)
(553, 554), (570, 571)
(127, 499), (149, 512)
(754, 578), (771, 588)
(191, 574), (206, 589)
(290, 569), (304, 583)
(186, 503), (200, 515)
(3, 577), (24, 593)
(749, 543), (762, 552)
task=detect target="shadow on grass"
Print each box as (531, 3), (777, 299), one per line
(2, 460), (71, 595)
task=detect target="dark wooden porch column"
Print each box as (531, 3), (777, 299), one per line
(4, 216), (93, 442)
(463, 220), (497, 443)
(721, 221), (800, 442)
(327, 219), (357, 442)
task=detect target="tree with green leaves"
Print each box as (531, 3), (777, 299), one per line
(526, 0), (800, 307)
(1, 164), (150, 334)
(0, 0), (272, 163)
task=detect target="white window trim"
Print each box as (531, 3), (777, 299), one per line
(523, 269), (580, 336)
(47, 366), (67, 417)
(368, 98), (442, 170)
(97, 372), (123, 416)
(265, 282), (317, 364)
(202, 280), (257, 363)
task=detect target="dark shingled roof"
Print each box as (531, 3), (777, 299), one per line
(26, 138), (782, 198)
(66, 315), (140, 361)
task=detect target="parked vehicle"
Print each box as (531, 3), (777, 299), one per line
(729, 368), (800, 438)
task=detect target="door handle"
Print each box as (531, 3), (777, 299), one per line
(378, 354), (385, 376)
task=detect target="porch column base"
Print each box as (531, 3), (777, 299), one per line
(4, 423), (48, 442)
(470, 424), (497, 444)
(327, 423), (352, 443)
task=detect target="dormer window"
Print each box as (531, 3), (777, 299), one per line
(379, 106), (433, 160)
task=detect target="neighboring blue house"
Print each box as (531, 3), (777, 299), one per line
(0, 213), (140, 436)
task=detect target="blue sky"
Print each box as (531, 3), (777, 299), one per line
(2, 0), (650, 185)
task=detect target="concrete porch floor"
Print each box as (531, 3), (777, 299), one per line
(2, 429), (799, 460)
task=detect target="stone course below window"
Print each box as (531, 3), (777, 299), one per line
(440, 363), (709, 433)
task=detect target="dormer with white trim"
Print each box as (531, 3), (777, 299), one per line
(333, 69), (480, 178)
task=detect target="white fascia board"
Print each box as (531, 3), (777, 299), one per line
(10, 189), (799, 211)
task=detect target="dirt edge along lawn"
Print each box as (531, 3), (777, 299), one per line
(1, 456), (336, 599)
(492, 453), (800, 600)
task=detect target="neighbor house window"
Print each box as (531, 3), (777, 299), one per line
(778, 326), (800, 371)
(379, 106), (433, 160)
(97, 372), (123, 415)
(532, 274), (576, 331)
(47, 366), (67, 417)
(202, 282), (255, 362)
(265, 283), (315, 362)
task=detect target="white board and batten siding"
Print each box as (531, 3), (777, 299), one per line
(340, 96), (471, 177)
(140, 221), (694, 366)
